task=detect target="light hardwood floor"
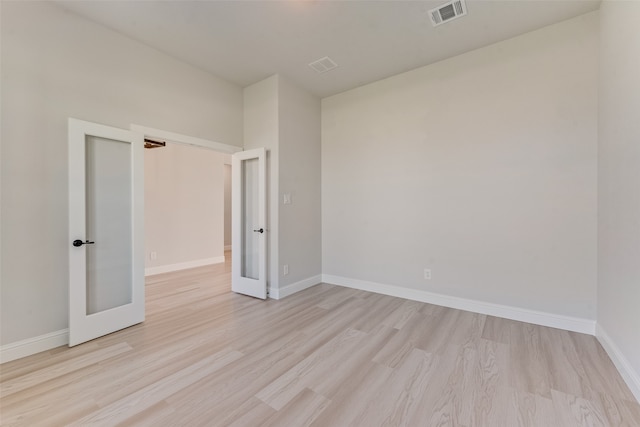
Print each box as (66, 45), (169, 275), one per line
(1, 255), (639, 426)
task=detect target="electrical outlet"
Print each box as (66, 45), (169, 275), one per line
(283, 193), (292, 205)
(283, 264), (289, 275)
(424, 268), (431, 280)
(150, 251), (157, 261)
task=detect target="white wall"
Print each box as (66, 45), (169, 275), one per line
(144, 143), (226, 273)
(322, 13), (598, 321)
(278, 78), (322, 288)
(0, 1), (243, 346)
(597, 0), (640, 401)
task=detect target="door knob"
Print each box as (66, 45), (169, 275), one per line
(253, 228), (264, 234)
(73, 239), (95, 247)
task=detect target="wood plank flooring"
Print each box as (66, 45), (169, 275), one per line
(1, 255), (639, 426)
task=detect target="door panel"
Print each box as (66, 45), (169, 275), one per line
(232, 148), (267, 299)
(68, 118), (144, 346)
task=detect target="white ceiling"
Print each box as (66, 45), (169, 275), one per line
(56, 0), (600, 98)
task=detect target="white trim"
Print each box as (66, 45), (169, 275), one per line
(130, 124), (242, 154)
(1, 329), (69, 364)
(224, 245), (232, 251)
(321, 274), (596, 335)
(596, 324), (640, 403)
(270, 275), (322, 300)
(145, 256), (225, 276)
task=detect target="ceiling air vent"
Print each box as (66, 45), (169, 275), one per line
(309, 56), (338, 74)
(429, 0), (467, 27)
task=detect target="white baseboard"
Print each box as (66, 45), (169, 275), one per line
(321, 274), (596, 335)
(1, 329), (69, 364)
(145, 256), (225, 276)
(270, 275), (322, 300)
(596, 324), (640, 403)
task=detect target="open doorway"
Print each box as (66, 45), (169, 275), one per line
(66, 121), (242, 346)
(143, 141), (230, 276)
(131, 124), (241, 282)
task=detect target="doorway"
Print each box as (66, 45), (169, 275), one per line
(68, 121), (261, 345)
(131, 124), (241, 279)
(143, 141), (229, 276)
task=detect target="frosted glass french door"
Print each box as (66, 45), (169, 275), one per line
(68, 118), (144, 346)
(231, 148), (267, 299)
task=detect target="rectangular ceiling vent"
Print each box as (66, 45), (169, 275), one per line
(309, 56), (338, 74)
(429, 0), (467, 27)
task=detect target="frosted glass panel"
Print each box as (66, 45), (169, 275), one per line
(241, 158), (260, 280)
(85, 136), (132, 315)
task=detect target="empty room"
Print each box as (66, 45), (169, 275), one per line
(1, 0), (639, 425)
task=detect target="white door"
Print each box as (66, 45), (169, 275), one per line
(68, 118), (144, 346)
(232, 148), (267, 299)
